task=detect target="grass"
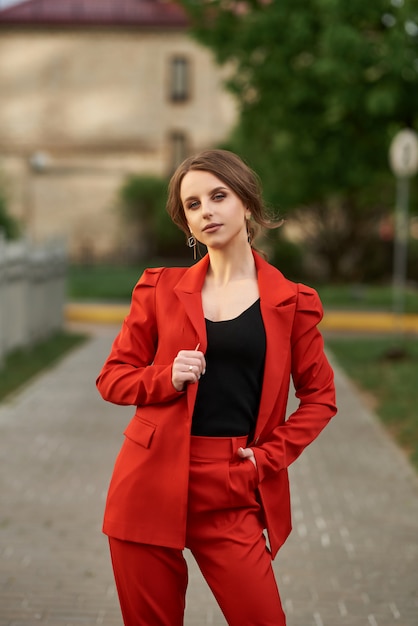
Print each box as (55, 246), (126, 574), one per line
(67, 260), (191, 301)
(316, 284), (418, 313)
(67, 264), (148, 301)
(326, 335), (418, 471)
(0, 331), (87, 402)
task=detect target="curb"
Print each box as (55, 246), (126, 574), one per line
(65, 303), (130, 324)
(64, 303), (418, 333)
(321, 311), (418, 333)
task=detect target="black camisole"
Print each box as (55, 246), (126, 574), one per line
(191, 299), (266, 438)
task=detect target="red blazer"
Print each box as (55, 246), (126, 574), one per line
(96, 251), (337, 558)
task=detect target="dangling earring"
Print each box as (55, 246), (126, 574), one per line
(187, 233), (197, 260)
(246, 215), (252, 245)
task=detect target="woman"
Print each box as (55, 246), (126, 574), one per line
(96, 149), (337, 625)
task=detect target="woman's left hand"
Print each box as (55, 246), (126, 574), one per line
(237, 447), (257, 468)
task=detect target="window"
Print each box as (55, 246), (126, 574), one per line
(169, 56), (190, 102)
(170, 131), (188, 171)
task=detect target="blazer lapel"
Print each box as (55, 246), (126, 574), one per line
(253, 252), (297, 437)
(174, 255), (210, 416)
(173, 255), (209, 350)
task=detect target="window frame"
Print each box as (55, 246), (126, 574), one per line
(169, 55), (191, 103)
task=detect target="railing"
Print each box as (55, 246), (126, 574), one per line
(0, 236), (67, 365)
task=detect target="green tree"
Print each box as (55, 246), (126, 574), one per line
(180, 0), (418, 280)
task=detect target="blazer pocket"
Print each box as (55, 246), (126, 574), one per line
(124, 416), (156, 449)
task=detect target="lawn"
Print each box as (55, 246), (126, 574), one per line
(67, 260), (191, 301)
(326, 335), (418, 471)
(316, 284), (418, 313)
(67, 264), (148, 301)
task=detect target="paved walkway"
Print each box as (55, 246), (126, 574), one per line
(1, 323), (417, 626)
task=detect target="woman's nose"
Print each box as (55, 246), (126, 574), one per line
(201, 200), (213, 217)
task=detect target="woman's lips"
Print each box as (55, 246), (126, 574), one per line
(202, 223), (222, 233)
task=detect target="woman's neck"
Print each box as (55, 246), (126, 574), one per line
(206, 244), (256, 287)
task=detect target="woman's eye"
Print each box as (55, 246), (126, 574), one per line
(188, 200), (200, 210)
(213, 193), (225, 201)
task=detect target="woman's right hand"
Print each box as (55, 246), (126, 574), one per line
(172, 348), (206, 392)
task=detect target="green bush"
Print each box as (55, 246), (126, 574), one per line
(0, 187), (20, 239)
(119, 175), (185, 259)
(268, 233), (304, 281)
(408, 237), (418, 283)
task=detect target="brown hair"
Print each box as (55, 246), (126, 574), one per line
(166, 149), (282, 244)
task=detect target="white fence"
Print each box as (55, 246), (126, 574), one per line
(0, 236), (67, 365)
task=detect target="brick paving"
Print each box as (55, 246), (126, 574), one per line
(1, 323), (417, 626)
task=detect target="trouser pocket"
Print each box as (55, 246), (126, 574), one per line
(228, 459), (259, 506)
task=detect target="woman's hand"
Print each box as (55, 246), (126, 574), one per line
(172, 347), (206, 392)
(237, 447), (257, 468)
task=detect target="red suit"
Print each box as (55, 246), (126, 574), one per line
(97, 250), (337, 559)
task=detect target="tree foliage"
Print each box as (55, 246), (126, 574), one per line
(180, 0), (418, 280)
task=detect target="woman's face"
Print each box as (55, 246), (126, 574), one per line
(180, 170), (250, 251)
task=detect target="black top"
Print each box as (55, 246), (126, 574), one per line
(191, 299), (266, 438)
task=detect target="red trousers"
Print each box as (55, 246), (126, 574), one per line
(109, 435), (286, 625)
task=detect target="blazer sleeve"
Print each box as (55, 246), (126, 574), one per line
(96, 268), (183, 406)
(254, 285), (337, 482)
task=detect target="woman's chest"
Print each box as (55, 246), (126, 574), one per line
(201, 279), (260, 322)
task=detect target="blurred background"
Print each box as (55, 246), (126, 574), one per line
(0, 0), (417, 281)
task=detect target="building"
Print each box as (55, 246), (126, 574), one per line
(0, 0), (237, 260)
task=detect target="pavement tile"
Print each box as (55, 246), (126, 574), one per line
(0, 324), (417, 625)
